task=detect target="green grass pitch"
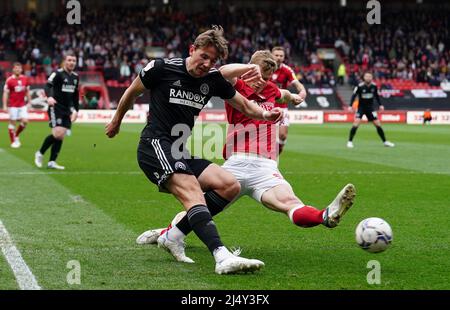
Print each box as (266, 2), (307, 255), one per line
(0, 121), (449, 289)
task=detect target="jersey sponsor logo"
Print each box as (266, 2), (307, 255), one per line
(200, 83), (209, 95)
(169, 88), (207, 110)
(14, 86), (25, 92)
(361, 93), (374, 99)
(62, 84), (76, 93)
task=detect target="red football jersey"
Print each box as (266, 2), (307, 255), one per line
(223, 79), (281, 160)
(4, 75), (29, 108)
(271, 64), (297, 108)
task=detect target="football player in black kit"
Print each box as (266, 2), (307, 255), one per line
(35, 53), (79, 169)
(105, 26), (282, 274)
(347, 72), (395, 148)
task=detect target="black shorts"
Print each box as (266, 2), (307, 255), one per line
(48, 107), (72, 129)
(137, 137), (212, 191)
(355, 109), (378, 121)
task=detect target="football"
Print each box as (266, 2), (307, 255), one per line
(355, 217), (393, 253)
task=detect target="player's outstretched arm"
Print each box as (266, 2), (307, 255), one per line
(106, 76), (146, 138)
(280, 89), (303, 105)
(219, 64), (263, 85)
(228, 91), (283, 122)
(291, 80), (307, 100)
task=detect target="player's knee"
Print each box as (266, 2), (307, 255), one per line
(174, 179), (204, 202)
(279, 132), (287, 141)
(278, 195), (301, 207)
(218, 177), (240, 200)
(53, 132), (65, 140)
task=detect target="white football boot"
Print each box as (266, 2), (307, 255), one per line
(384, 141), (395, 147)
(215, 255), (265, 275)
(323, 183), (356, 228)
(11, 138), (21, 148)
(346, 141), (354, 148)
(136, 228), (164, 245)
(136, 211), (187, 245)
(47, 161), (65, 170)
(34, 151), (43, 168)
(157, 232), (194, 263)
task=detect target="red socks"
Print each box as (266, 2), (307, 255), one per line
(16, 124), (26, 137)
(8, 125), (15, 143)
(288, 205), (325, 228)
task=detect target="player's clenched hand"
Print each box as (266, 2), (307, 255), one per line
(241, 64), (264, 85)
(263, 107), (283, 123)
(379, 105), (385, 112)
(299, 89), (307, 101)
(348, 105), (354, 112)
(291, 93), (304, 105)
(47, 97), (56, 106)
(105, 121), (121, 138)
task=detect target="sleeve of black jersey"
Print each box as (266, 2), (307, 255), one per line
(72, 80), (79, 112)
(45, 71), (60, 98)
(374, 85), (381, 107)
(350, 85), (359, 106)
(213, 73), (236, 100)
(139, 58), (165, 89)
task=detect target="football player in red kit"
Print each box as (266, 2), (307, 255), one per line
(2, 63), (31, 148)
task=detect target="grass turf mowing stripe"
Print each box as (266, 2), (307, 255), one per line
(0, 147), (219, 289)
(0, 219), (41, 290)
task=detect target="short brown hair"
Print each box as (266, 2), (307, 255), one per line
(13, 62), (22, 67)
(64, 51), (76, 59)
(193, 25), (229, 60)
(271, 46), (285, 53)
(250, 50), (278, 74)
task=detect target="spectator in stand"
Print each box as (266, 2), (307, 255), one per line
(337, 63), (346, 86)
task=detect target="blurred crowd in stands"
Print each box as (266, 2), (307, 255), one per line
(1, 3), (449, 87)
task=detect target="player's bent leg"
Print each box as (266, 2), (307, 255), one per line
(156, 174), (204, 263)
(47, 127), (67, 170)
(161, 173), (264, 273)
(261, 184), (325, 228)
(323, 184), (356, 228)
(15, 118), (27, 139)
(166, 163), (240, 242)
(197, 163), (240, 202)
(278, 125), (288, 154)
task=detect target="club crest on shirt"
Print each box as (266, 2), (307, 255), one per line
(175, 161), (186, 171)
(200, 83), (209, 95)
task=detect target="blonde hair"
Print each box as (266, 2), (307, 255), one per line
(194, 25), (229, 60)
(250, 50), (278, 74)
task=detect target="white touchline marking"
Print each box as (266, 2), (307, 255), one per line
(0, 219), (41, 290)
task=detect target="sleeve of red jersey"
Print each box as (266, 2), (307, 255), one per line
(275, 85), (282, 100)
(285, 65), (298, 83)
(4, 78), (11, 92)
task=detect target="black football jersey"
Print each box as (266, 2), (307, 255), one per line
(45, 68), (79, 115)
(350, 82), (381, 110)
(139, 58), (236, 140)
